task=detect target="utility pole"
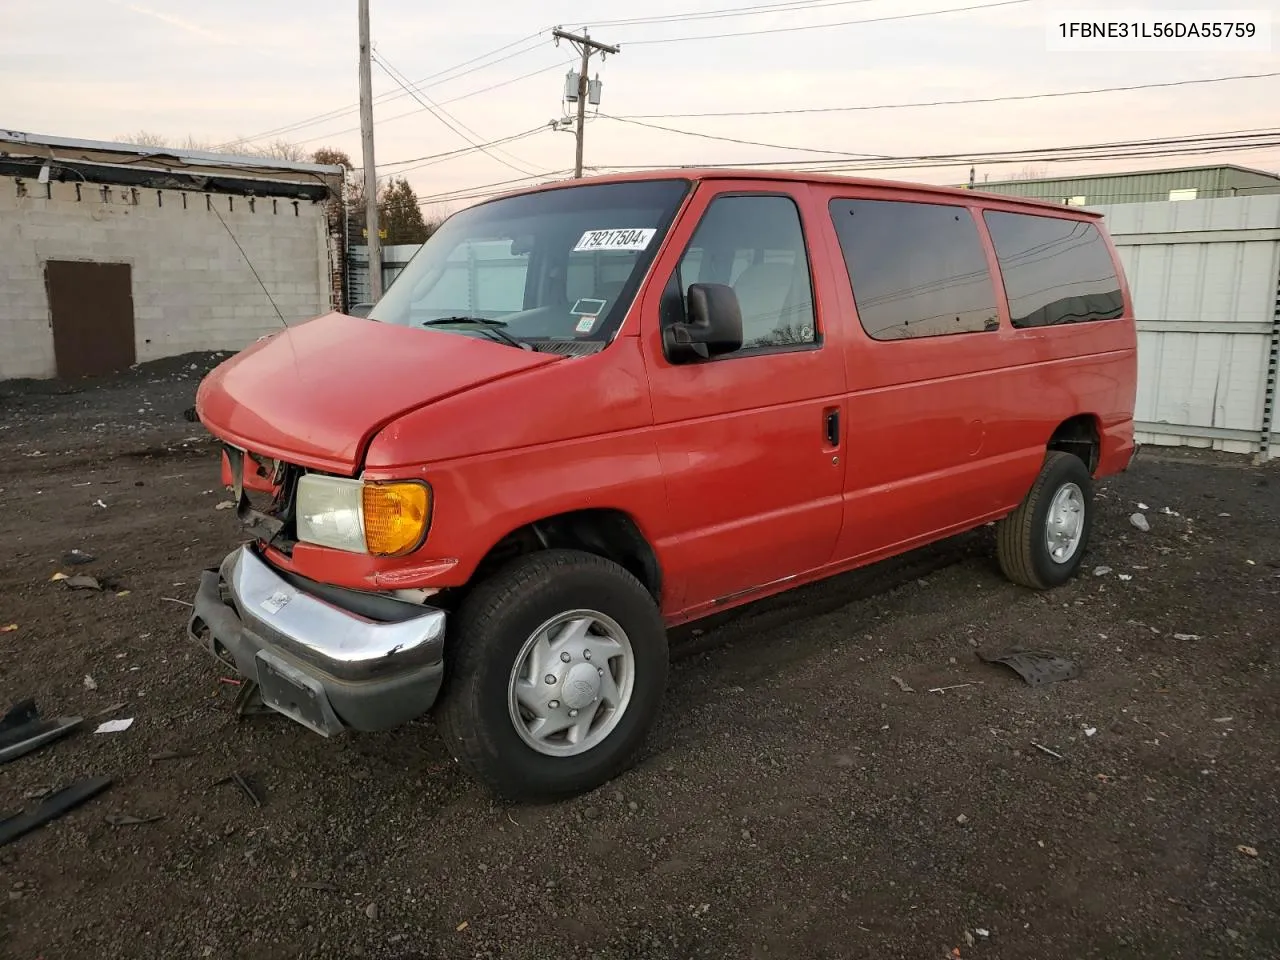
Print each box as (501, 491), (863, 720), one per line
(358, 0), (383, 301)
(553, 27), (619, 178)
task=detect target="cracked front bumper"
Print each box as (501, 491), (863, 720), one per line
(187, 545), (447, 736)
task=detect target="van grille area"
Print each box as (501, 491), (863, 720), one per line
(224, 443), (302, 552)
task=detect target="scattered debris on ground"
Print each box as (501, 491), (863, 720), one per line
(0, 700), (83, 765)
(977, 649), (1080, 686)
(0, 363), (1277, 958)
(93, 718), (133, 735)
(0, 776), (113, 847)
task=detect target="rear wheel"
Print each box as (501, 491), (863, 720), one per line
(436, 549), (668, 801)
(996, 451), (1093, 590)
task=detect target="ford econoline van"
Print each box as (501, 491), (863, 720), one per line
(189, 170), (1137, 800)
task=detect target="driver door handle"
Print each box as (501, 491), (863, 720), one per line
(824, 407), (840, 447)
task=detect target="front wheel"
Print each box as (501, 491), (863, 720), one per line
(435, 549), (669, 801)
(996, 451), (1094, 590)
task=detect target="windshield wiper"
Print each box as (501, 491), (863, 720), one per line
(422, 316), (534, 351)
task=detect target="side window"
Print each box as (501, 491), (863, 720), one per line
(982, 211), (1124, 328)
(829, 199), (999, 341)
(666, 194), (817, 353)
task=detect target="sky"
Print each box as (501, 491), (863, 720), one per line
(3, 0), (1279, 212)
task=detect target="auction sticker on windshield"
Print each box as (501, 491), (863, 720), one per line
(573, 228), (656, 252)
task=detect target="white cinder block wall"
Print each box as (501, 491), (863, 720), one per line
(0, 175), (333, 380)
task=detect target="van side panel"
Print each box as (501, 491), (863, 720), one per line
(814, 184), (1136, 564)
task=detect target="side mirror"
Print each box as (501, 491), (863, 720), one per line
(348, 302), (375, 318)
(663, 282), (743, 362)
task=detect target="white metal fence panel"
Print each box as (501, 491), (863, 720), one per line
(1091, 196), (1280, 459)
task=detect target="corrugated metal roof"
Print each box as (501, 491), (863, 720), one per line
(0, 128), (344, 201)
(0, 129), (344, 176)
(962, 164), (1280, 205)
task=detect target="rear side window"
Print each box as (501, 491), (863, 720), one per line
(829, 199), (999, 341)
(982, 212), (1124, 328)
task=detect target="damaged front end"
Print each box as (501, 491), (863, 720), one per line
(187, 444), (449, 737)
(221, 443), (304, 550)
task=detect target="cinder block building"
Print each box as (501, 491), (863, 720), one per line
(0, 130), (347, 381)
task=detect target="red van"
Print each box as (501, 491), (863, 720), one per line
(190, 170), (1136, 800)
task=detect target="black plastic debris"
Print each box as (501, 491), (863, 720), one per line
(0, 777), (113, 847)
(977, 649), (1079, 686)
(63, 549), (95, 565)
(0, 700), (84, 765)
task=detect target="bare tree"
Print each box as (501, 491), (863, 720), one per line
(113, 130), (170, 147)
(113, 130), (313, 160)
(178, 134), (216, 151)
(258, 138), (311, 162)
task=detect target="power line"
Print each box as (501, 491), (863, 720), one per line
(371, 49), (545, 176)
(230, 0), (1042, 151)
(622, 0), (1034, 44)
(403, 127), (1280, 211)
(584, 127), (1280, 173)
(376, 124), (557, 175)
(292, 59), (575, 148)
(582, 0), (881, 28)
(811, 129), (1280, 171)
(218, 31), (550, 150)
(413, 170), (574, 206)
(621, 70), (1280, 119)
(222, 0), (959, 149)
(600, 113), (1280, 170)
(602, 114), (896, 157)
(406, 149), (1280, 214)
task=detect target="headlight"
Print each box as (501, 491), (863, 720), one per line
(295, 475), (431, 557)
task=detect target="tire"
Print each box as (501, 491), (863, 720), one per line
(996, 451), (1094, 590)
(435, 548), (669, 802)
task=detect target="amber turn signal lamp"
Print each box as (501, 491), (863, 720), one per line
(361, 481), (431, 556)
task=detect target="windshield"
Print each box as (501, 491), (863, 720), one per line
(367, 178), (691, 348)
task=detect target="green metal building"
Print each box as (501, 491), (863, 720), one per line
(960, 163), (1280, 206)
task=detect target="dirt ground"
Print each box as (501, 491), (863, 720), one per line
(1, 355), (1278, 960)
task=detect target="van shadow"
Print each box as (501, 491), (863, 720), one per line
(667, 529), (992, 662)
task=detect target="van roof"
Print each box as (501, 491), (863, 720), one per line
(493, 168), (1105, 218)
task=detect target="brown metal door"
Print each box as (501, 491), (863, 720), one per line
(45, 260), (136, 379)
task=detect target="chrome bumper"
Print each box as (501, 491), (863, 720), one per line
(187, 545), (447, 736)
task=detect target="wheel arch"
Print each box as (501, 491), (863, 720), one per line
(469, 507), (664, 604)
(1048, 413), (1102, 474)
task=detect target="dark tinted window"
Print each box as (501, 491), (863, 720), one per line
(983, 211), (1124, 328)
(829, 199), (999, 341)
(664, 194), (816, 354)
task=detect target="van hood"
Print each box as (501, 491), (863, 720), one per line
(195, 312), (559, 473)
